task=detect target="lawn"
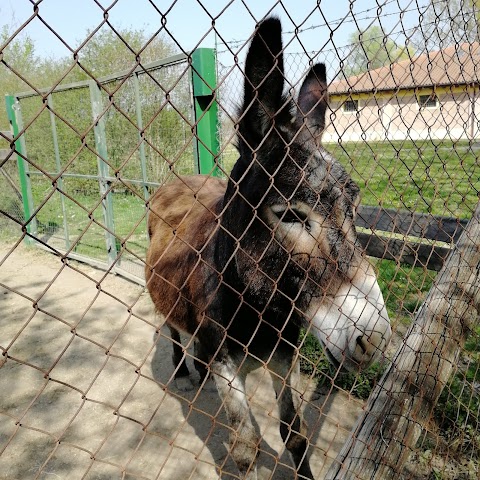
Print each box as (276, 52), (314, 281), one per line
(222, 139), (479, 218)
(22, 138), (478, 282)
(327, 139), (479, 219)
(27, 179), (148, 261)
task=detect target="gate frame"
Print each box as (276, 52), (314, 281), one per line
(5, 49), (219, 280)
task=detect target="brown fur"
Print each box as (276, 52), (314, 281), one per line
(146, 175), (225, 334)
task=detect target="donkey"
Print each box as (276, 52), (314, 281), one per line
(145, 17), (392, 480)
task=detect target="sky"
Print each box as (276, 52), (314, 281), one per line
(2, 0), (429, 67)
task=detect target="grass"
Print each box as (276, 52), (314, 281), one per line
(27, 182), (148, 260)
(372, 257), (435, 327)
(326, 139), (479, 218)
(22, 139), (478, 259)
(223, 139), (480, 218)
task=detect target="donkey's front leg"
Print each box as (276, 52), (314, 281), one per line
(270, 351), (313, 480)
(212, 354), (259, 480)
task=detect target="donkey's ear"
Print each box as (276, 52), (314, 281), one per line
(239, 17), (287, 147)
(295, 63), (328, 146)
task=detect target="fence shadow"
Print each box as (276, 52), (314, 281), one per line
(149, 324), (362, 479)
(150, 326), (306, 479)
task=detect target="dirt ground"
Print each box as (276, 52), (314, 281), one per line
(0, 242), (365, 480)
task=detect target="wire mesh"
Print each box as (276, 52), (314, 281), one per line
(1, 1), (480, 480)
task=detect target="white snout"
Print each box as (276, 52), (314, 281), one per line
(307, 269), (392, 371)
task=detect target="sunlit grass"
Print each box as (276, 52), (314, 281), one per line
(23, 137), (477, 273)
(325, 139), (479, 219)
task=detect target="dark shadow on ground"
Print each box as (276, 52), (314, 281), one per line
(149, 325), (343, 480)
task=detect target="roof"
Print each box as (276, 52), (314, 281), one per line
(329, 42), (480, 95)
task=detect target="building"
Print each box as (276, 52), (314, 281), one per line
(323, 42), (480, 142)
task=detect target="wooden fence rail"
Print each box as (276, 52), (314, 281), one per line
(326, 200), (480, 479)
(356, 206), (469, 270)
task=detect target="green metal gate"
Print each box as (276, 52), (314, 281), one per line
(5, 50), (220, 283)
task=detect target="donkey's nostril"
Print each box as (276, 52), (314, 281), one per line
(354, 331), (387, 364)
(356, 335), (368, 355)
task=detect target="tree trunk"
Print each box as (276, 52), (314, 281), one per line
(326, 201), (480, 479)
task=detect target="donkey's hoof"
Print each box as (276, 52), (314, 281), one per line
(175, 376), (194, 391)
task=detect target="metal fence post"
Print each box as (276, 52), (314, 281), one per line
(88, 82), (118, 266)
(191, 48), (221, 176)
(5, 95), (37, 240)
(47, 94), (70, 250)
(133, 73), (150, 202)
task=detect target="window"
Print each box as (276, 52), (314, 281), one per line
(418, 94), (438, 109)
(343, 99), (359, 113)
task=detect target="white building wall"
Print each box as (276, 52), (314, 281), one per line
(324, 90), (475, 143)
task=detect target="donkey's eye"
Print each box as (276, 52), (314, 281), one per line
(278, 209), (311, 230)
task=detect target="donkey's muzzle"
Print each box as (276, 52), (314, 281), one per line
(308, 265), (392, 372)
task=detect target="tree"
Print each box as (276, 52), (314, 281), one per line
(73, 26), (177, 79)
(412, 0), (479, 52)
(343, 25), (414, 77)
(0, 20), (183, 193)
(0, 22), (178, 101)
(0, 24), (41, 125)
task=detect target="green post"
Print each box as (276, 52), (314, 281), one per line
(191, 48), (221, 176)
(89, 82), (118, 266)
(47, 94), (70, 250)
(133, 73), (149, 202)
(5, 95), (37, 240)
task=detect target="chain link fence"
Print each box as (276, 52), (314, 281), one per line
(1, 1), (480, 479)
(5, 53), (196, 281)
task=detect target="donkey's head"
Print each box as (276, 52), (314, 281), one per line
(220, 17), (391, 371)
